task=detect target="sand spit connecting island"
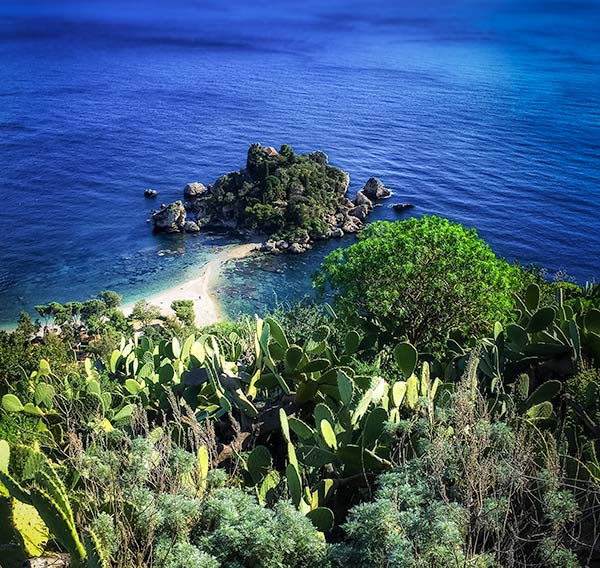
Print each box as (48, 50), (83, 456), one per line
(121, 243), (258, 328)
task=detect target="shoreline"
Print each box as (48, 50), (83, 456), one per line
(0, 242), (258, 333)
(121, 242), (258, 328)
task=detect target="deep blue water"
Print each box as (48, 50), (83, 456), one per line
(1, 0), (599, 327)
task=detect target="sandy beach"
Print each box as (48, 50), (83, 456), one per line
(121, 242), (258, 327)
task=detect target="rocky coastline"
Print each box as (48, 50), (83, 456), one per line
(150, 144), (394, 254)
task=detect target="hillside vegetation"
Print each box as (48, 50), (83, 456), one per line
(1, 217), (600, 567)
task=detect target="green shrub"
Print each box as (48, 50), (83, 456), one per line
(97, 290), (123, 309)
(0, 329), (72, 384)
(192, 489), (328, 567)
(315, 216), (533, 351)
(329, 466), (486, 568)
(566, 366), (600, 425)
(265, 299), (346, 350)
(155, 540), (219, 568)
(72, 430), (328, 568)
(130, 300), (161, 326)
(171, 299), (195, 327)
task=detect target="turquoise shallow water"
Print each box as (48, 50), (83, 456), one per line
(0, 0), (599, 327)
(217, 239), (348, 321)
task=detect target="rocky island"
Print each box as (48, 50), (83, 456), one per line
(151, 143), (392, 253)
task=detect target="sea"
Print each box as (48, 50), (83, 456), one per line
(1, 0), (599, 327)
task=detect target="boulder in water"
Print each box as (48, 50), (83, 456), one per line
(184, 220), (201, 233)
(362, 177), (391, 200)
(289, 242), (307, 254)
(349, 204), (369, 221)
(342, 216), (363, 233)
(151, 200), (186, 233)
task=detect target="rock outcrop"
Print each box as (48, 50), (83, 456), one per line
(184, 220), (201, 233)
(342, 216), (363, 234)
(355, 191), (373, 209)
(148, 144), (393, 252)
(289, 242), (309, 254)
(151, 201), (186, 233)
(183, 182), (208, 200)
(362, 177), (392, 200)
(349, 204), (369, 222)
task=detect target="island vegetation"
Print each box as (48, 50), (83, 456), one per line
(1, 216), (599, 567)
(151, 144), (392, 254)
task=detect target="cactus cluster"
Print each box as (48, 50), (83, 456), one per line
(259, 338), (447, 526)
(2, 285), (599, 561)
(0, 439), (108, 567)
(1, 357), (139, 446)
(443, 284), (600, 422)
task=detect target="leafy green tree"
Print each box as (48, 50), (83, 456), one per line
(64, 301), (83, 328)
(264, 175), (285, 202)
(243, 203), (285, 232)
(16, 312), (37, 338)
(314, 216), (529, 350)
(106, 309), (129, 332)
(98, 290), (122, 309)
(171, 300), (195, 327)
(130, 300), (161, 327)
(81, 299), (107, 321)
(279, 144), (294, 159)
(34, 304), (52, 328)
(47, 301), (73, 326)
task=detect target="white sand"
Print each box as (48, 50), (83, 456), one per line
(121, 243), (258, 327)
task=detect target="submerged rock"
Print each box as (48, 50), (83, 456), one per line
(151, 200), (186, 233)
(393, 203), (415, 212)
(144, 189), (158, 198)
(362, 177), (392, 200)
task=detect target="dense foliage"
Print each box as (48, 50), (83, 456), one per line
(1, 219), (600, 567)
(315, 216), (538, 350)
(191, 143), (351, 242)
